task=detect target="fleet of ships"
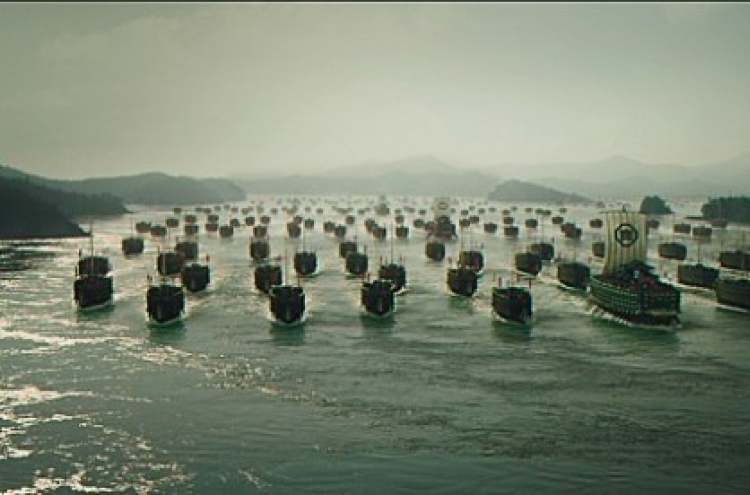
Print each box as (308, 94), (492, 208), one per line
(73, 195), (750, 329)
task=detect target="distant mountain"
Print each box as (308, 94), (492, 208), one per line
(495, 155), (690, 184)
(487, 180), (593, 204)
(235, 156), (501, 197)
(66, 173), (247, 205)
(481, 154), (750, 199)
(0, 178), (87, 239)
(0, 165), (245, 206)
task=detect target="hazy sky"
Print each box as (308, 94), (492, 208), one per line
(1, 2), (749, 179)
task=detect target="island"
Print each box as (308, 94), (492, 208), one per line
(487, 179), (592, 204)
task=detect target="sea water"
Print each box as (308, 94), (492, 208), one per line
(1, 198), (749, 493)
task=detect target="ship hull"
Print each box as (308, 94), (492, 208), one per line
(491, 287), (532, 325)
(146, 284), (185, 325)
(74, 276), (114, 310)
(447, 268), (478, 297)
(676, 263), (718, 289)
(715, 278), (750, 312)
(589, 275), (680, 326)
(557, 262), (590, 291)
(269, 285), (306, 325)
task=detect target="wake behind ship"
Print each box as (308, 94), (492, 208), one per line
(589, 210), (680, 326)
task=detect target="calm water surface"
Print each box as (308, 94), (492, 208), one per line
(2, 197), (749, 493)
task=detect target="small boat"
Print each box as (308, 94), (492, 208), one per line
(250, 237), (270, 262)
(175, 240), (199, 261)
(378, 261), (407, 294)
(504, 226), (519, 238)
(122, 236), (144, 256)
(269, 247), (306, 326)
(254, 262), (283, 295)
(339, 240), (358, 259)
(372, 226), (387, 240)
(431, 198), (457, 241)
(677, 263), (719, 289)
(492, 277), (533, 325)
(293, 228), (318, 278)
(483, 222), (498, 234)
(269, 284), (306, 325)
(425, 239), (446, 262)
(146, 276), (185, 325)
(676, 243), (719, 289)
(658, 242), (687, 261)
(378, 231), (407, 294)
(183, 224), (199, 237)
(447, 265), (479, 297)
(561, 222), (582, 239)
(589, 210), (680, 327)
(294, 250), (318, 277)
(557, 261), (591, 291)
(361, 278), (395, 317)
(514, 251), (542, 276)
(458, 249), (484, 276)
(529, 242), (555, 262)
(334, 224), (348, 238)
(181, 256), (211, 293)
(715, 277), (750, 312)
(74, 239), (114, 311)
(287, 221), (302, 239)
(218, 225), (234, 238)
(374, 195), (390, 216)
(150, 225), (167, 238)
(346, 250), (369, 277)
(718, 250), (750, 271)
(156, 250), (184, 277)
(446, 254), (478, 297)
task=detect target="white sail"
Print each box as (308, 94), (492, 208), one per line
(433, 196), (451, 219)
(602, 210), (648, 275)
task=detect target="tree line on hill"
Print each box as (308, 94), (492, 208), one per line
(701, 196), (750, 223)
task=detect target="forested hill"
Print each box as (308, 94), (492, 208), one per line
(0, 178), (87, 239)
(0, 175), (128, 218)
(0, 165), (246, 206)
(66, 173), (247, 205)
(487, 179), (593, 204)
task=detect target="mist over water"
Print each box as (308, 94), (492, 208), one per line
(2, 196), (750, 493)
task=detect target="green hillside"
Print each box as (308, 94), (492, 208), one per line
(487, 179), (592, 204)
(0, 179), (87, 239)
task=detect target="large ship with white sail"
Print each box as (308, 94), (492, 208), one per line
(589, 210), (681, 326)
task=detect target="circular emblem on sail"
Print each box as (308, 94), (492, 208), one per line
(614, 223), (639, 247)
